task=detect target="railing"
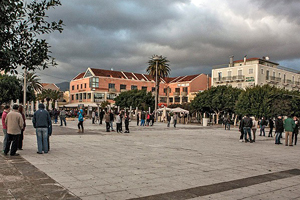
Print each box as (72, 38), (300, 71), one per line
(173, 92), (180, 96)
(232, 75), (245, 81)
(181, 92), (187, 96)
(266, 76), (281, 83)
(108, 88), (116, 93)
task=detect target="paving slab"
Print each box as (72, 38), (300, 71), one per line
(0, 119), (300, 199)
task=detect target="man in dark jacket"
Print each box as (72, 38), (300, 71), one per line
(275, 116), (284, 144)
(99, 109), (104, 125)
(268, 118), (274, 137)
(241, 115), (253, 143)
(32, 104), (52, 154)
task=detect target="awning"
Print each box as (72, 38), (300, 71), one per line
(60, 102), (99, 108)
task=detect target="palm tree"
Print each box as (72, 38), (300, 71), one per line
(147, 55), (170, 112)
(21, 71), (43, 93)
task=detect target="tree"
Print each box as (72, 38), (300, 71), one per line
(37, 89), (62, 109)
(147, 55), (170, 111)
(0, 0), (64, 73)
(114, 89), (155, 111)
(191, 85), (242, 123)
(0, 75), (22, 105)
(20, 71), (43, 93)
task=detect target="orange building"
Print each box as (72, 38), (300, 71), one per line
(69, 68), (211, 106)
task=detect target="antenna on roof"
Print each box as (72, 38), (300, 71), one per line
(111, 68), (114, 71)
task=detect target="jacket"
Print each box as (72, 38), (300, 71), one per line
(284, 118), (295, 132)
(32, 104), (51, 128)
(105, 113), (110, 122)
(78, 109), (84, 122)
(5, 110), (24, 135)
(241, 117), (252, 128)
(60, 110), (67, 118)
(1, 110), (9, 129)
(275, 118), (284, 132)
(116, 115), (121, 123)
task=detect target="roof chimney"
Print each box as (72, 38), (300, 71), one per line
(229, 55), (234, 67)
(244, 55), (247, 65)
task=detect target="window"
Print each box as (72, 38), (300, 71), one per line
(273, 72), (275, 77)
(94, 93), (104, 102)
(182, 97), (188, 103)
(120, 84), (126, 90)
(85, 83), (87, 88)
(279, 73), (281, 77)
(261, 69), (264, 74)
(81, 84), (82, 89)
(228, 71), (232, 77)
(249, 69), (253, 74)
(107, 93), (117, 100)
(183, 87), (188, 92)
(169, 97), (173, 103)
(175, 88), (180, 93)
(79, 93), (82, 100)
(108, 83), (115, 89)
(90, 77), (99, 88)
(87, 93), (91, 99)
(83, 93), (86, 99)
(72, 85), (74, 90)
(71, 95), (74, 100)
(218, 72), (222, 81)
(284, 74), (286, 83)
(77, 85), (79, 89)
(76, 94), (78, 100)
(160, 97), (167, 103)
(266, 70), (269, 80)
(142, 86), (147, 90)
(131, 85), (137, 90)
(238, 70), (242, 76)
(152, 87), (155, 92)
(175, 96), (180, 103)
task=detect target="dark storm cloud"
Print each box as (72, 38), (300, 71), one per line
(37, 0), (300, 83)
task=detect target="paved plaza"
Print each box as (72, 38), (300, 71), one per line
(1, 119), (300, 200)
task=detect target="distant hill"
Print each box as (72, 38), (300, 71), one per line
(56, 82), (69, 91)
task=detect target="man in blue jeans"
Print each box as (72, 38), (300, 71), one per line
(32, 104), (52, 154)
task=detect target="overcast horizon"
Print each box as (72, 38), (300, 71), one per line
(31, 0), (300, 84)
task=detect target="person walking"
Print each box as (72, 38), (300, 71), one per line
(17, 105), (26, 150)
(173, 113), (178, 128)
(292, 116), (299, 145)
(167, 113), (171, 127)
(124, 113), (130, 133)
(4, 104), (24, 156)
(116, 112), (122, 133)
(32, 104), (51, 154)
(136, 113), (140, 126)
(140, 111), (145, 126)
(53, 108), (59, 124)
(59, 108), (67, 126)
(259, 117), (267, 136)
(268, 118), (274, 137)
(99, 109), (104, 125)
(109, 110), (115, 131)
(251, 117), (257, 142)
(91, 110), (95, 124)
(284, 115), (295, 146)
(241, 115), (253, 143)
(77, 109), (84, 133)
(104, 111), (110, 132)
(239, 116), (245, 142)
(2, 105), (10, 152)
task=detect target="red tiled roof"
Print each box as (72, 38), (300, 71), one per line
(179, 74), (199, 82)
(73, 73), (85, 80)
(91, 68), (125, 79)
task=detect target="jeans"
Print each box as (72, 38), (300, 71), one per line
(2, 129), (8, 151)
(78, 121), (83, 130)
(275, 132), (282, 144)
(243, 127), (252, 141)
(167, 121), (170, 127)
(36, 128), (48, 153)
(110, 121), (114, 131)
(106, 122), (110, 132)
(260, 125), (266, 136)
(116, 123), (121, 132)
(60, 117), (67, 126)
(140, 119), (145, 126)
(226, 123), (230, 130)
(268, 127), (273, 137)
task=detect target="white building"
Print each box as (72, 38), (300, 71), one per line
(212, 56), (300, 90)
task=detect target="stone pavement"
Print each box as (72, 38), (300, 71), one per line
(0, 119), (300, 200)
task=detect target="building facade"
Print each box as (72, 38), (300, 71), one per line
(69, 68), (211, 106)
(212, 56), (300, 90)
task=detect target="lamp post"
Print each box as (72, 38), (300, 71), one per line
(153, 55), (161, 119)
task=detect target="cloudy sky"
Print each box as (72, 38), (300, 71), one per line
(36, 0), (300, 83)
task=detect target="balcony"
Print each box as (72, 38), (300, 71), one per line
(120, 89), (127, 92)
(266, 76), (281, 84)
(222, 76), (233, 82)
(173, 92), (180, 96)
(232, 75), (245, 82)
(109, 88), (116, 93)
(181, 92), (188, 96)
(213, 78), (223, 83)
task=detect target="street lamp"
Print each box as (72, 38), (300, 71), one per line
(153, 55), (162, 119)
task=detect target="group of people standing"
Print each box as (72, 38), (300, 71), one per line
(2, 103), (52, 156)
(239, 115), (298, 146)
(137, 111), (155, 126)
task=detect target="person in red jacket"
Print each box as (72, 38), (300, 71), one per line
(2, 105), (10, 152)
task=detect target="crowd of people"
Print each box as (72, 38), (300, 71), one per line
(238, 115), (298, 146)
